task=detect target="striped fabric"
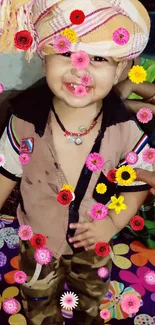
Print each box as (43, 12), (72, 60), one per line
(7, 115), (20, 155)
(119, 132), (148, 167)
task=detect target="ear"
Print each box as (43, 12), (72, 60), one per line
(113, 60), (128, 85)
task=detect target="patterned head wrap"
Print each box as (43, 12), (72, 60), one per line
(0, 0), (150, 62)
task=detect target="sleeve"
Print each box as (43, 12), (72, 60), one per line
(0, 115), (23, 181)
(117, 120), (153, 192)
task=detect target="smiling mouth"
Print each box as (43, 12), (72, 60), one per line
(64, 83), (92, 95)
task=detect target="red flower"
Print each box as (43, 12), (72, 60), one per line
(57, 190), (73, 205)
(130, 215), (145, 231)
(30, 234), (46, 249)
(106, 169), (117, 182)
(14, 30), (33, 51)
(95, 242), (111, 257)
(70, 10), (85, 25)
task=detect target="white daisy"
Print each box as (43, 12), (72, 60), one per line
(0, 154), (6, 167)
(60, 291), (79, 310)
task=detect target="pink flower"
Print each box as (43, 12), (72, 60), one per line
(75, 85), (87, 97)
(113, 28), (130, 45)
(71, 50), (90, 70)
(19, 153), (30, 164)
(91, 203), (108, 220)
(120, 294), (140, 314)
(125, 152), (138, 165)
(0, 83), (4, 94)
(80, 73), (93, 86)
(53, 35), (71, 54)
(34, 247), (53, 265)
(137, 107), (153, 124)
(144, 270), (155, 285)
(97, 267), (109, 279)
(100, 309), (111, 320)
(142, 148), (155, 164)
(119, 266), (155, 296)
(3, 298), (19, 314)
(14, 270), (27, 284)
(86, 152), (104, 172)
(18, 225), (33, 240)
(0, 153), (6, 167)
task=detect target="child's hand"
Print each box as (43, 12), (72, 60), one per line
(114, 79), (133, 100)
(69, 212), (116, 250)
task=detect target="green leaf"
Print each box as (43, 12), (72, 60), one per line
(146, 65), (155, 83)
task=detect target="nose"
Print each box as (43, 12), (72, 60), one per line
(71, 67), (87, 78)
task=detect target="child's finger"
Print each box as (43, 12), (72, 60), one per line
(69, 222), (90, 230)
(73, 238), (94, 248)
(69, 230), (90, 243)
(85, 244), (95, 251)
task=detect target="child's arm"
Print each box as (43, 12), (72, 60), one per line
(108, 190), (148, 233)
(0, 174), (17, 209)
(0, 115), (22, 210)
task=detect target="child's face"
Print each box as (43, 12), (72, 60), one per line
(45, 53), (118, 108)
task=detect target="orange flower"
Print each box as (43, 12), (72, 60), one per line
(130, 241), (155, 267)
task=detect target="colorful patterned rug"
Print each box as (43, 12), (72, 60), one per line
(1, 190), (155, 325)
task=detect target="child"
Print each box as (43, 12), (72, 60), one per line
(0, 0), (153, 324)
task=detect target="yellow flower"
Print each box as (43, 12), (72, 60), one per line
(96, 183), (107, 194)
(116, 165), (136, 186)
(108, 195), (127, 215)
(62, 184), (74, 192)
(128, 65), (147, 84)
(60, 28), (77, 43)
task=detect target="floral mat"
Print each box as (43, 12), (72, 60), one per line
(0, 189), (155, 325)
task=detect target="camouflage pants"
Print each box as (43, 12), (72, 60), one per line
(20, 241), (111, 325)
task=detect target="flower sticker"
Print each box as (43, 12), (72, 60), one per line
(96, 183), (107, 194)
(0, 153), (6, 167)
(119, 266), (155, 296)
(14, 30), (33, 51)
(130, 216), (145, 231)
(128, 65), (147, 84)
(106, 169), (117, 182)
(137, 107), (153, 124)
(19, 153), (30, 164)
(97, 267), (109, 279)
(18, 225), (33, 241)
(70, 10), (85, 25)
(142, 148), (155, 164)
(100, 309), (111, 320)
(60, 291), (79, 310)
(62, 184), (74, 192)
(125, 152), (138, 165)
(34, 247), (53, 265)
(75, 85), (87, 97)
(113, 28), (130, 45)
(108, 195), (127, 215)
(14, 271), (27, 284)
(120, 294), (140, 314)
(86, 152), (104, 172)
(116, 165), (136, 185)
(53, 35), (71, 53)
(30, 234), (46, 249)
(71, 50), (90, 70)
(3, 297), (19, 314)
(80, 73), (93, 86)
(90, 203), (108, 220)
(60, 28), (77, 42)
(95, 242), (111, 257)
(0, 83), (4, 94)
(57, 190), (73, 205)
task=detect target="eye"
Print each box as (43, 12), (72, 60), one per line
(91, 56), (107, 62)
(61, 52), (71, 57)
